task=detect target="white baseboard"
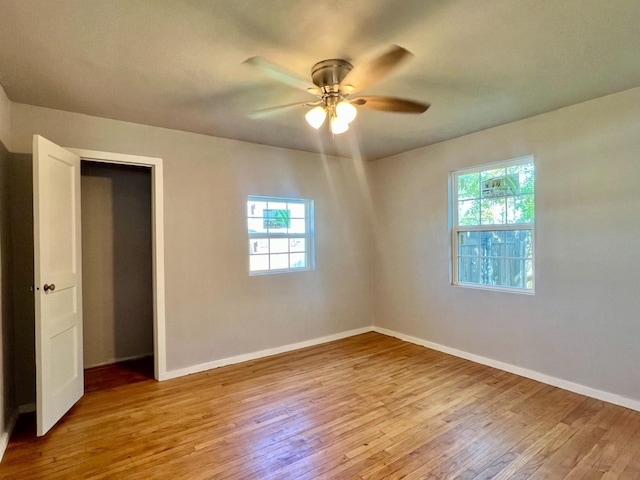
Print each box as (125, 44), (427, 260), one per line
(110, 324), (639, 413)
(160, 327), (374, 381)
(373, 326), (640, 413)
(0, 409), (19, 462)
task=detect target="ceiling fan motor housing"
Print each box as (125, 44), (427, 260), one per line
(311, 59), (353, 90)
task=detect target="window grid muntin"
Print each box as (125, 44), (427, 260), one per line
(247, 195), (314, 275)
(452, 156), (535, 292)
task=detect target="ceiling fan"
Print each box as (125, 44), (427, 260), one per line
(245, 45), (430, 135)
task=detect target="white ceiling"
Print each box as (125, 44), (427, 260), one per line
(1, 0), (639, 160)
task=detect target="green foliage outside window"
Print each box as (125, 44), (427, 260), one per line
(457, 163), (534, 227)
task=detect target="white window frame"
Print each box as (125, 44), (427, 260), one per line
(247, 195), (315, 276)
(451, 156), (535, 294)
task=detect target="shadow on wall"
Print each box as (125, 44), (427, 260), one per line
(8, 153), (34, 409)
(1, 142), (18, 427)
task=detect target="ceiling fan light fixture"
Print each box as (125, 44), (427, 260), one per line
(330, 115), (349, 135)
(305, 106), (327, 129)
(335, 101), (357, 124)
(248, 46), (428, 138)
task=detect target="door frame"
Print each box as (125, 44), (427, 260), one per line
(69, 148), (166, 380)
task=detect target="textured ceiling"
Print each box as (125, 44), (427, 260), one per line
(1, 0), (639, 160)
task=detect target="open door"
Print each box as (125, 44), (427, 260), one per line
(33, 135), (84, 436)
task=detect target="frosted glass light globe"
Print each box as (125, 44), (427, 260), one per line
(335, 101), (357, 124)
(330, 115), (349, 134)
(305, 106), (327, 129)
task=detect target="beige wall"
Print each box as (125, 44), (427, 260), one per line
(8, 85), (640, 410)
(81, 162), (153, 368)
(371, 86), (640, 403)
(10, 104), (374, 380)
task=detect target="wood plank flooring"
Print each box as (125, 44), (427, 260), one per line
(2, 332), (640, 479)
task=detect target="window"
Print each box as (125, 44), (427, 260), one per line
(452, 157), (535, 292)
(247, 195), (315, 275)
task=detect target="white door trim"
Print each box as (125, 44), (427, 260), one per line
(68, 148), (167, 380)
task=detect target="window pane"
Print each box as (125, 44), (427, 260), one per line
(482, 170), (522, 199)
(290, 253), (307, 268)
(499, 257), (530, 289)
(506, 164), (526, 194)
(247, 201), (267, 218)
(264, 208), (290, 232)
(248, 218), (266, 234)
(270, 238), (288, 254)
(267, 224), (288, 234)
(478, 230), (502, 257)
(487, 230), (506, 257)
(506, 164), (522, 176)
(288, 219), (306, 234)
(505, 230), (533, 258)
(525, 260), (534, 289)
(458, 256), (480, 284)
(290, 238), (305, 252)
(457, 229), (533, 289)
(288, 203), (306, 218)
(481, 198), (506, 225)
(458, 230), (488, 286)
(506, 194), (534, 224)
(249, 239), (269, 255)
(457, 173), (479, 200)
(267, 201), (287, 211)
(270, 253), (289, 270)
(458, 199), (480, 226)
(458, 231), (479, 255)
(480, 168), (506, 191)
(504, 163), (534, 193)
(250, 255), (269, 272)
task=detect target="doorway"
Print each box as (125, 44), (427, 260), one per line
(81, 161), (154, 386)
(69, 147), (167, 381)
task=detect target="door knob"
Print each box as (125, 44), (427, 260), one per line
(43, 283), (56, 292)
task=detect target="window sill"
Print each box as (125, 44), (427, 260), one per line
(451, 282), (535, 295)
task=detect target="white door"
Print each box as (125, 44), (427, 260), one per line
(33, 135), (84, 436)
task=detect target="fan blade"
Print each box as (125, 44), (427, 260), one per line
(351, 96), (430, 114)
(248, 101), (321, 119)
(340, 45), (413, 94)
(244, 57), (322, 95)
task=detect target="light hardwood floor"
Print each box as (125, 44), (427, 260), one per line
(2, 332), (640, 479)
